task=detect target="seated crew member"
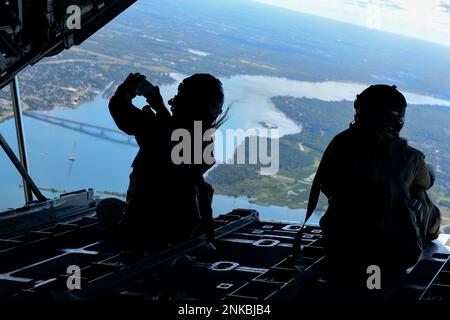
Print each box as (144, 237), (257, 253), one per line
(313, 84), (440, 289)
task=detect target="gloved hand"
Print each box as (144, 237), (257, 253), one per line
(140, 82), (167, 116)
(116, 73), (146, 102)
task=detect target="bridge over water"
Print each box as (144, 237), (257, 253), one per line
(23, 111), (137, 146)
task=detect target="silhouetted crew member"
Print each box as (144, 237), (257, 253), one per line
(313, 85), (440, 286)
(98, 73), (226, 245)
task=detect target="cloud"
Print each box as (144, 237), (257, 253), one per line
(253, 0), (450, 47)
(439, 1), (450, 12)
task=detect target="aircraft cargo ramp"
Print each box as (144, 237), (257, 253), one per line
(0, 190), (449, 302)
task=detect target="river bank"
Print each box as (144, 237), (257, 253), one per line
(2, 73), (450, 223)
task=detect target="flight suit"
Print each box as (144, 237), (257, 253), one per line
(317, 125), (441, 279)
(103, 85), (214, 243)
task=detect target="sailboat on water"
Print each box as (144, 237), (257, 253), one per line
(68, 142), (77, 162)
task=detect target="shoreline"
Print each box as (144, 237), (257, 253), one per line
(0, 82), (114, 125)
(0, 112), (13, 124)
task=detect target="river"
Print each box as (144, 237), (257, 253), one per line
(2, 74), (449, 222)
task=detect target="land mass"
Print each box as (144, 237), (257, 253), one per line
(3, 0), (450, 119)
(2, 0), (450, 224)
(206, 97), (450, 223)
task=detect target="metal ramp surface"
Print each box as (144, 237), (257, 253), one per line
(0, 190), (449, 301)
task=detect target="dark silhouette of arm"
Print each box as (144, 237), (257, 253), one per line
(109, 73), (157, 136)
(152, 103), (171, 119)
(109, 88), (153, 136)
(318, 136), (341, 199)
(109, 90), (142, 135)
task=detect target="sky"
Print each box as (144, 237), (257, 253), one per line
(254, 0), (450, 47)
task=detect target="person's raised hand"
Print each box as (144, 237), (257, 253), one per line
(117, 73), (146, 101)
(146, 85), (165, 110)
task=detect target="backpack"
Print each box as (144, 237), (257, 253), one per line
(382, 166), (424, 269)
